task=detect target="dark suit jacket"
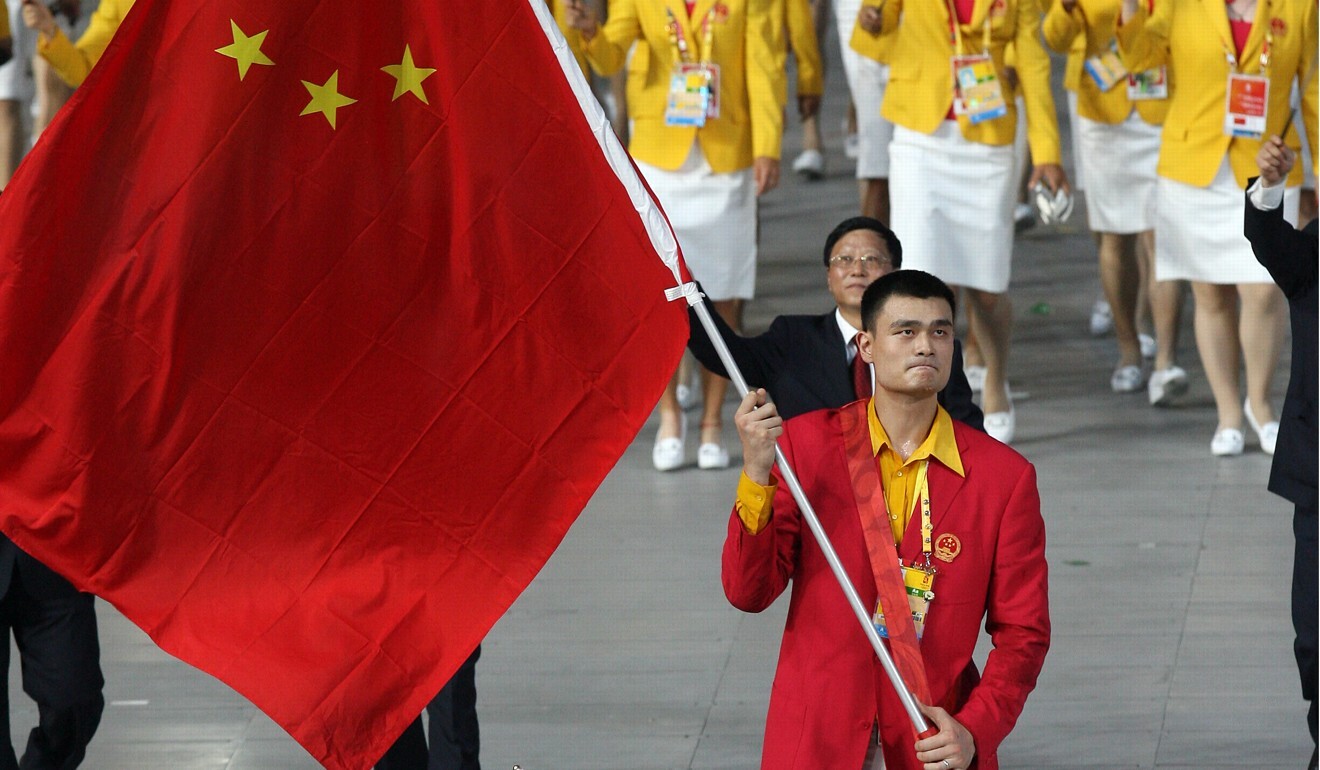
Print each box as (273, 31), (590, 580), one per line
(688, 299), (985, 429)
(1244, 181), (1318, 509)
(0, 535), (83, 603)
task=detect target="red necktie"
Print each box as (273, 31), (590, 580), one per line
(851, 333), (872, 399)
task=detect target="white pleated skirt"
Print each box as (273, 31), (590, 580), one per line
(889, 122), (1017, 293)
(1076, 111), (1161, 233)
(1154, 158), (1301, 284)
(636, 144), (758, 300)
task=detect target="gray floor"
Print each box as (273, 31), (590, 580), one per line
(9, 41), (1312, 770)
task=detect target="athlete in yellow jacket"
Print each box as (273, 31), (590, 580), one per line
(568, 0), (785, 189)
(25, 0), (133, 88)
(861, 0), (1063, 173)
(1117, 0), (1317, 187)
(1043, 0), (1168, 126)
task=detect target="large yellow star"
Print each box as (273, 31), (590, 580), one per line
(381, 45), (436, 104)
(299, 71), (357, 129)
(215, 20), (274, 80)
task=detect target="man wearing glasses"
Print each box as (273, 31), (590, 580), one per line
(688, 216), (982, 427)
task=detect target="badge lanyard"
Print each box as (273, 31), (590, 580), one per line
(1219, 3), (1274, 138)
(943, 0), (992, 57)
(942, 0), (1008, 123)
(664, 7), (715, 66)
(663, 8), (720, 126)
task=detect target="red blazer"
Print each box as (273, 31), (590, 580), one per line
(722, 404), (1049, 770)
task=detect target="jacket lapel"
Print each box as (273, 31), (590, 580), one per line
(1238, 0), (1272, 73)
(900, 424), (969, 562)
(1199, 0), (1236, 66)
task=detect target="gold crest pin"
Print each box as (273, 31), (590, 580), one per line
(934, 533), (961, 563)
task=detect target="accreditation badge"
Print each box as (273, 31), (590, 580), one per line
(1084, 49), (1128, 92)
(951, 54), (1008, 125)
(1224, 72), (1269, 138)
(872, 565), (937, 641)
(664, 63), (720, 127)
(1126, 65), (1168, 100)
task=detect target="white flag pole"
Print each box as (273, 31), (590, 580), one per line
(527, 0), (933, 741)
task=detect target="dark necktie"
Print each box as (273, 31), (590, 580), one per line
(851, 333), (871, 399)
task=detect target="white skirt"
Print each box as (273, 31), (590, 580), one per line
(889, 122), (1017, 293)
(834, 0), (893, 179)
(1154, 158), (1301, 284)
(1067, 91), (1085, 192)
(1076, 112), (1161, 233)
(636, 144), (758, 300)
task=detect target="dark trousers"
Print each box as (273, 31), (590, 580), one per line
(0, 568), (104, 770)
(1295, 503), (1318, 748)
(377, 645), (481, 770)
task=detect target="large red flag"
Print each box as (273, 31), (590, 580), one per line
(0, 1), (689, 767)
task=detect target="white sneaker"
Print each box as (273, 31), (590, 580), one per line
(697, 442), (730, 469)
(1244, 399), (1279, 455)
(1210, 427), (1245, 457)
(844, 133), (860, 159)
(984, 407), (1015, 444)
(1147, 365), (1188, 407)
(652, 417), (686, 471)
(1089, 300), (1113, 337)
(792, 149), (825, 180)
(1110, 364), (1146, 393)
(965, 365), (987, 394)
(1013, 203), (1036, 233)
(1139, 333), (1156, 359)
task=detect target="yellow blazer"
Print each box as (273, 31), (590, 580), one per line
(1117, 0), (1318, 187)
(871, 0), (1061, 162)
(38, 0), (135, 87)
(1042, 0), (1168, 125)
(584, 0), (786, 172)
(786, 0), (824, 95)
(849, 3), (897, 65)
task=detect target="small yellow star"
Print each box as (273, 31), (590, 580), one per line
(381, 45), (436, 104)
(300, 71), (357, 129)
(215, 20), (274, 80)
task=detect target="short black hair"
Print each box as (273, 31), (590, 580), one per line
(822, 216), (902, 268)
(860, 270), (956, 332)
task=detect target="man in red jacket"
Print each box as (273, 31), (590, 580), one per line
(724, 270), (1048, 770)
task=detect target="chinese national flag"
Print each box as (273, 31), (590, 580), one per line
(0, 1), (688, 767)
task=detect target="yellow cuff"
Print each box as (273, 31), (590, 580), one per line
(734, 471), (776, 535)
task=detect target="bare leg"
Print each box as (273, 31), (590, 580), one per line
(964, 288), (1013, 415)
(802, 113), (822, 152)
(701, 298), (743, 447)
(1135, 230), (1155, 335)
(656, 374), (683, 440)
(0, 100), (22, 187)
(1098, 232), (1142, 367)
(33, 56), (73, 140)
(1191, 281), (1243, 430)
(1239, 282), (1285, 424)
(859, 178), (888, 223)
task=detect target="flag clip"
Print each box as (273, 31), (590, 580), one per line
(664, 281), (702, 306)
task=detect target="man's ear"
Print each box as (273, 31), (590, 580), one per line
(858, 331), (874, 364)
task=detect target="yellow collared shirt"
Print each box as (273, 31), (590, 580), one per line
(735, 401), (964, 538)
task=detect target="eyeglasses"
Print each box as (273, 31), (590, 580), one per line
(829, 254), (891, 270)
